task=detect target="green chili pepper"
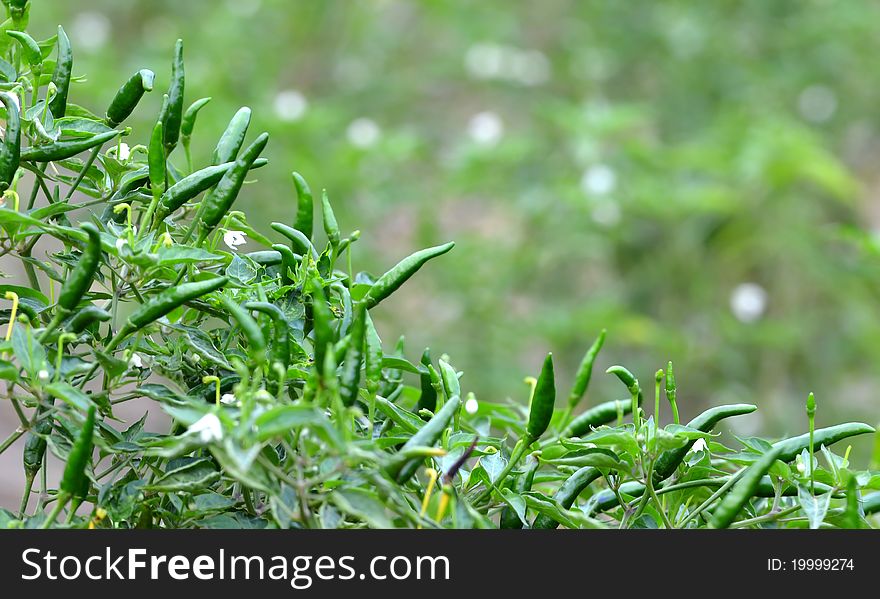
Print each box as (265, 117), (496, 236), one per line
(181, 97), (211, 143)
(271, 222), (319, 260)
(340, 302), (366, 406)
(292, 171), (313, 240)
(159, 162), (228, 215)
(0, 91), (20, 190)
(65, 305), (111, 334)
(244, 301), (289, 373)
(123, 276), (228, 333)
(532, 466), (602, 529)
(864, 492), (880, 516)
(653, 403), (757, 483)
(48, 25), (72, 118)
(708, 446), (784, 529)
(148, 120), (165, 193)
(560, 397), (638, 438)
(23, 407), (51, 479)
(499, 452), (540, 529)
(363, 242), (455, 309)
(771, 422), (874, 463)
(60, 405), (96, 499)
(438, 358), (460, 401)
(526, 353), (555, 442)
(806, 392), (816, 493)
(212, 106), (251, 165)
(364, 311), (382, 395)
(219, 296), (266, 366)
(607, 364), (642, 428)
(666, 361), (679, 425)
(309, 281), (334, 373)
(385, 395), (462, 483)
(271, 243), (297, 285)
(567, 329), (605, 411)
(106, 69), (155, 126)
(7, 30), (41, 67)
(57, 223), (102, 312)
(417, 348), (437, 412)
(245, 250), (282, 266)
(321, 189), (340, 249)
(21, 129), (119, 162)
(199, 132), (269, 233)
(161, 39), (185, 154)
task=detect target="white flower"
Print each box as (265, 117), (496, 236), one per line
(464, 396), (479, 415)
(798, 85), (837, 124)
(128, 353), (143, 369)
(71, 12), (110, 52)
(223, 230), (247, 250)
(730, 283), (767, 323)
(691, 438), (708, 453)
(220, 393), (237, 405)
(111, 142), (131, 161)
(346, 118), (381, 148)
(580, 164), (617, 196)
(37, 369), (50, 382)
(467, 111), (504, 147)
(187, 413), (223, 443)
(273, 90), (308, 122)
(115, 237), (128, 251)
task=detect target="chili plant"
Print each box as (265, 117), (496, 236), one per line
(0, 4), (878, 529)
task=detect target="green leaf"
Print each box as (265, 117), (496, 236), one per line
(253, 405), (333, 441)
(45, 382), (95, 412)
(332, 487), (394, 529)
(145, 458), (220, 492)
(580, 425), (640, 457)
(797, 485), (832, 529)
(156, 246), (223, 266)
(480, 450), (507, 484)
(11, 324), (46, 378)
(498, 488), (528, 527)
(225, 254), (258, 285)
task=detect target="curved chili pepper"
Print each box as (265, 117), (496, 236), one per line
(57, 222), (102, 312)
(48, 25), (72, 118)
(106, 69), (155, 126)
(0, 91), (20, 191)
(199, 132), (268, 233)
(21, 129), (119, 162)
(161, 39), (184, 154)
(211, 106), (251, 165)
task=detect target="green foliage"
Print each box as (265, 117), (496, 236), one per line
(0, 3), (878, 530)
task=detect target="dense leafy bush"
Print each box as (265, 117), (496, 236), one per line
(0, 3), (878, 529)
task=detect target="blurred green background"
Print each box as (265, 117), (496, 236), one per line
(28, 0), (880, 446)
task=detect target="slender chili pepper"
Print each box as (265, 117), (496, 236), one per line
(57, 222), (102, 313)
(106, 69), (155, 126)
(708, 446), (784, 529)
(161, 39), (185, 154)
(65, 305), (111, 334)
(271, 243), (297, 285)
(567, 329), (605, 411)
(385, 395), (461, 483)
(532, 466), (602, 529)
(244, 301), (290, 374)
(7, 31), (41, 67)
(212, 106), (251, 165)
(666, 361), (679, 424)
(417, 348), (437, 412)
(271, 222), (318, 260)
(340, 302), (366, 406)
(309, 281), (334, 374)
(364, 311), (382, 396)
(526, 353), (555, 442)
(219, 296), (266, 366)
(653, 403), (757, 483)
(180, 96), (211, 164)
(499, 452), (540, 529)
(59, 405), (96, 499)
(148, 120), (165, 194)
(607, 365), (642, 428)
(292, 171), (313, 239)
(159, 162), (229, 216)
(771, 422), (874, 463)
(806, 392), (816, 494)
(0, 91), (21, 191)
(245, 250), (282, 266)
(122, 276), (228, 334)
(363, 242), (455, 309)
(48, 25), (72, 118)
(22, 406), (51, 513)
(559, 397), (638, 439)
(199, 132), (268, 233)
(321, 189), (340, 248)
(21, 129), (119, 162)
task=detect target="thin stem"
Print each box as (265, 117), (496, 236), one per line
(679, 466), (745, 527)
(40, 493), (69, 529)
(730, 504), (801, 529)
(644, 459), (673, 529)
(0, 427), (24, 455)
(64, 146), (102, 202)
(19, 472), (35, 517)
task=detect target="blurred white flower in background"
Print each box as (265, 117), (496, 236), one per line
(128, 353), (143, 369)
(220, 393), (237, 405)
(730, 282), (767, 323)
(187, 413), (223, 443)
(590, 201), (621, 228)
(71, 12), (110, 52)
(580, 164), (617, 196)
(347, 118), (381, 148)
(465, 396), (479, 415)
(273, 90), (308, 122)
(798, 85), (837, 124)
(223, 230), (247, 250)
(467, 111), (504, 147)
(465, 43), (550, 86)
